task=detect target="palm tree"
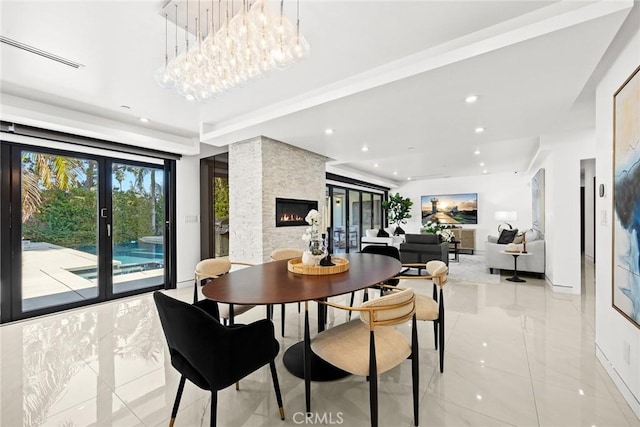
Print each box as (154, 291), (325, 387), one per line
(113, 166), (125, 191)
(21, 152), (84, 223)
(124, 165), (158, 235)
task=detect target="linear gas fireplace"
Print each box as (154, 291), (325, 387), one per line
(275, 198), (318, 227)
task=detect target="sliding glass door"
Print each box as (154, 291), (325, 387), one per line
(111, 163), (165, 294)
(327, 183), (387, 254)
(20, 151), (100, 312)
(2, 143), (174, 322)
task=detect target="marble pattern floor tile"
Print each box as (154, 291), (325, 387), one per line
(1, 255), (638, 426)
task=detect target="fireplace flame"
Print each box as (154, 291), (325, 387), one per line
(280, 213), (304, 222)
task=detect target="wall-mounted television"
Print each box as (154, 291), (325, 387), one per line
(421, 193), (478, 225)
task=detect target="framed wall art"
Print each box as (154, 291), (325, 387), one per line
(612, 64), (640, 329)
(531, 168), (545, 233)
(421, 193), (478, 225)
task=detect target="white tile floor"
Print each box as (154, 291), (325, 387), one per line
(0, 255), (638, 426)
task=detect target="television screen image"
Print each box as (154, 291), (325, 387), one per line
(421, 193), (478, 225)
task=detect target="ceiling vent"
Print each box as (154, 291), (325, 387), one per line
(0, 36), (84, 69)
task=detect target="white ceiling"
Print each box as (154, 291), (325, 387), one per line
(0, 0), (635, 187)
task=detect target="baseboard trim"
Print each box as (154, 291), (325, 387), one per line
(596, 345), (640, 419)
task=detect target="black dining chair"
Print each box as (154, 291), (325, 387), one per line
(153, 292), (285, 427)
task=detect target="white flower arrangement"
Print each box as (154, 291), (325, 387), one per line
(421, 218), (454, 242)
(301, 209), (321, 242)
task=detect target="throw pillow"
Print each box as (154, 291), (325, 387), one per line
(524, 229), (539, 242)
(497, 228), (518, 244)
(365, 229), (378, 238)
(377, 228), (390, 237)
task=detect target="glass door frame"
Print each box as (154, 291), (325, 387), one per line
(326, 180), (388, 254)
(0, 142), (176, 323)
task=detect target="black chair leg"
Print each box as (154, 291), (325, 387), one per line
(304, 305), (311, 414)
(281, 304), (286, 337)
(439, 290), (445, 373)
(433, 321), (438, 350)
(169, 375), (186, 427)
(439, 317), (445, 373)
(369, 331), (378, 427)
(269, 360), (285, 420)
(412, 316), (419, 426)
(210, 391), (217, 427)
(193, 280), (198, 304)
(348, 292), (355, 320)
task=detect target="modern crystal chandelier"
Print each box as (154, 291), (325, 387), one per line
(156, 0), (310, 101)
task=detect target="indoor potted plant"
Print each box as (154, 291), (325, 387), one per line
(381, 193), (413, 235)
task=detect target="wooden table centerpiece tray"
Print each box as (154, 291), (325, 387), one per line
(287, 257), (349, 275)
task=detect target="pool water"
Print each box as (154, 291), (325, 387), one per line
(75, 242), (163, 265)
(72, 241), (164, 279)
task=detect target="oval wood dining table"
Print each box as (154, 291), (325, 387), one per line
(201, 253), (401, 383)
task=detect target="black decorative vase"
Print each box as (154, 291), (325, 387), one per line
(394, 226), (405, 236)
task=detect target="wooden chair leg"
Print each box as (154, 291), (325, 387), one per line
(269, 360), (285, 420)
(169, 375), (186, 427)
(210, 391), (217, 427)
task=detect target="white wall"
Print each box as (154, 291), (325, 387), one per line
(395, 172), (532, 252)
(594, 7), (640, 416)
(175, 154), (202, 285)
(531, 129), (596, 294)
(583, 159), (596, 261)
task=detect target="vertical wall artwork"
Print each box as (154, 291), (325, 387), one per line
(613, 65), (640, 329)
(531, 168), (545, 233)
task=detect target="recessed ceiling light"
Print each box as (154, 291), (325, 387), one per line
(465, 95), (479, 104)
(325, 128), (335, 135)
(480, 162), (485, 167)
(475, 127), (485, 133)
(474, 149), (480, 155)
(483, 170), (488, 174)
(408, 146), (415, 150)
(393, 171), (398, 175)
(407, 177), (412, 181)
(139, 117), (149, 123)
(361, 145), (369, 152)
(476, 395), (483, 400)
(120, 105), (131, 110)
(374, 163), (379, 168)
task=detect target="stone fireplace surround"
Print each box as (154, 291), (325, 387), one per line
(229, 136), (327, 264)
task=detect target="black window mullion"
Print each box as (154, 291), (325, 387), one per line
(100, 159), (112, 300)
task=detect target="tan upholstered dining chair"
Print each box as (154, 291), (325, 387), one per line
(270, 248), (304, 336)
(398, 259), (449, 373)
(308, 287), (419, 427)
(194, 258), (255, 325)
